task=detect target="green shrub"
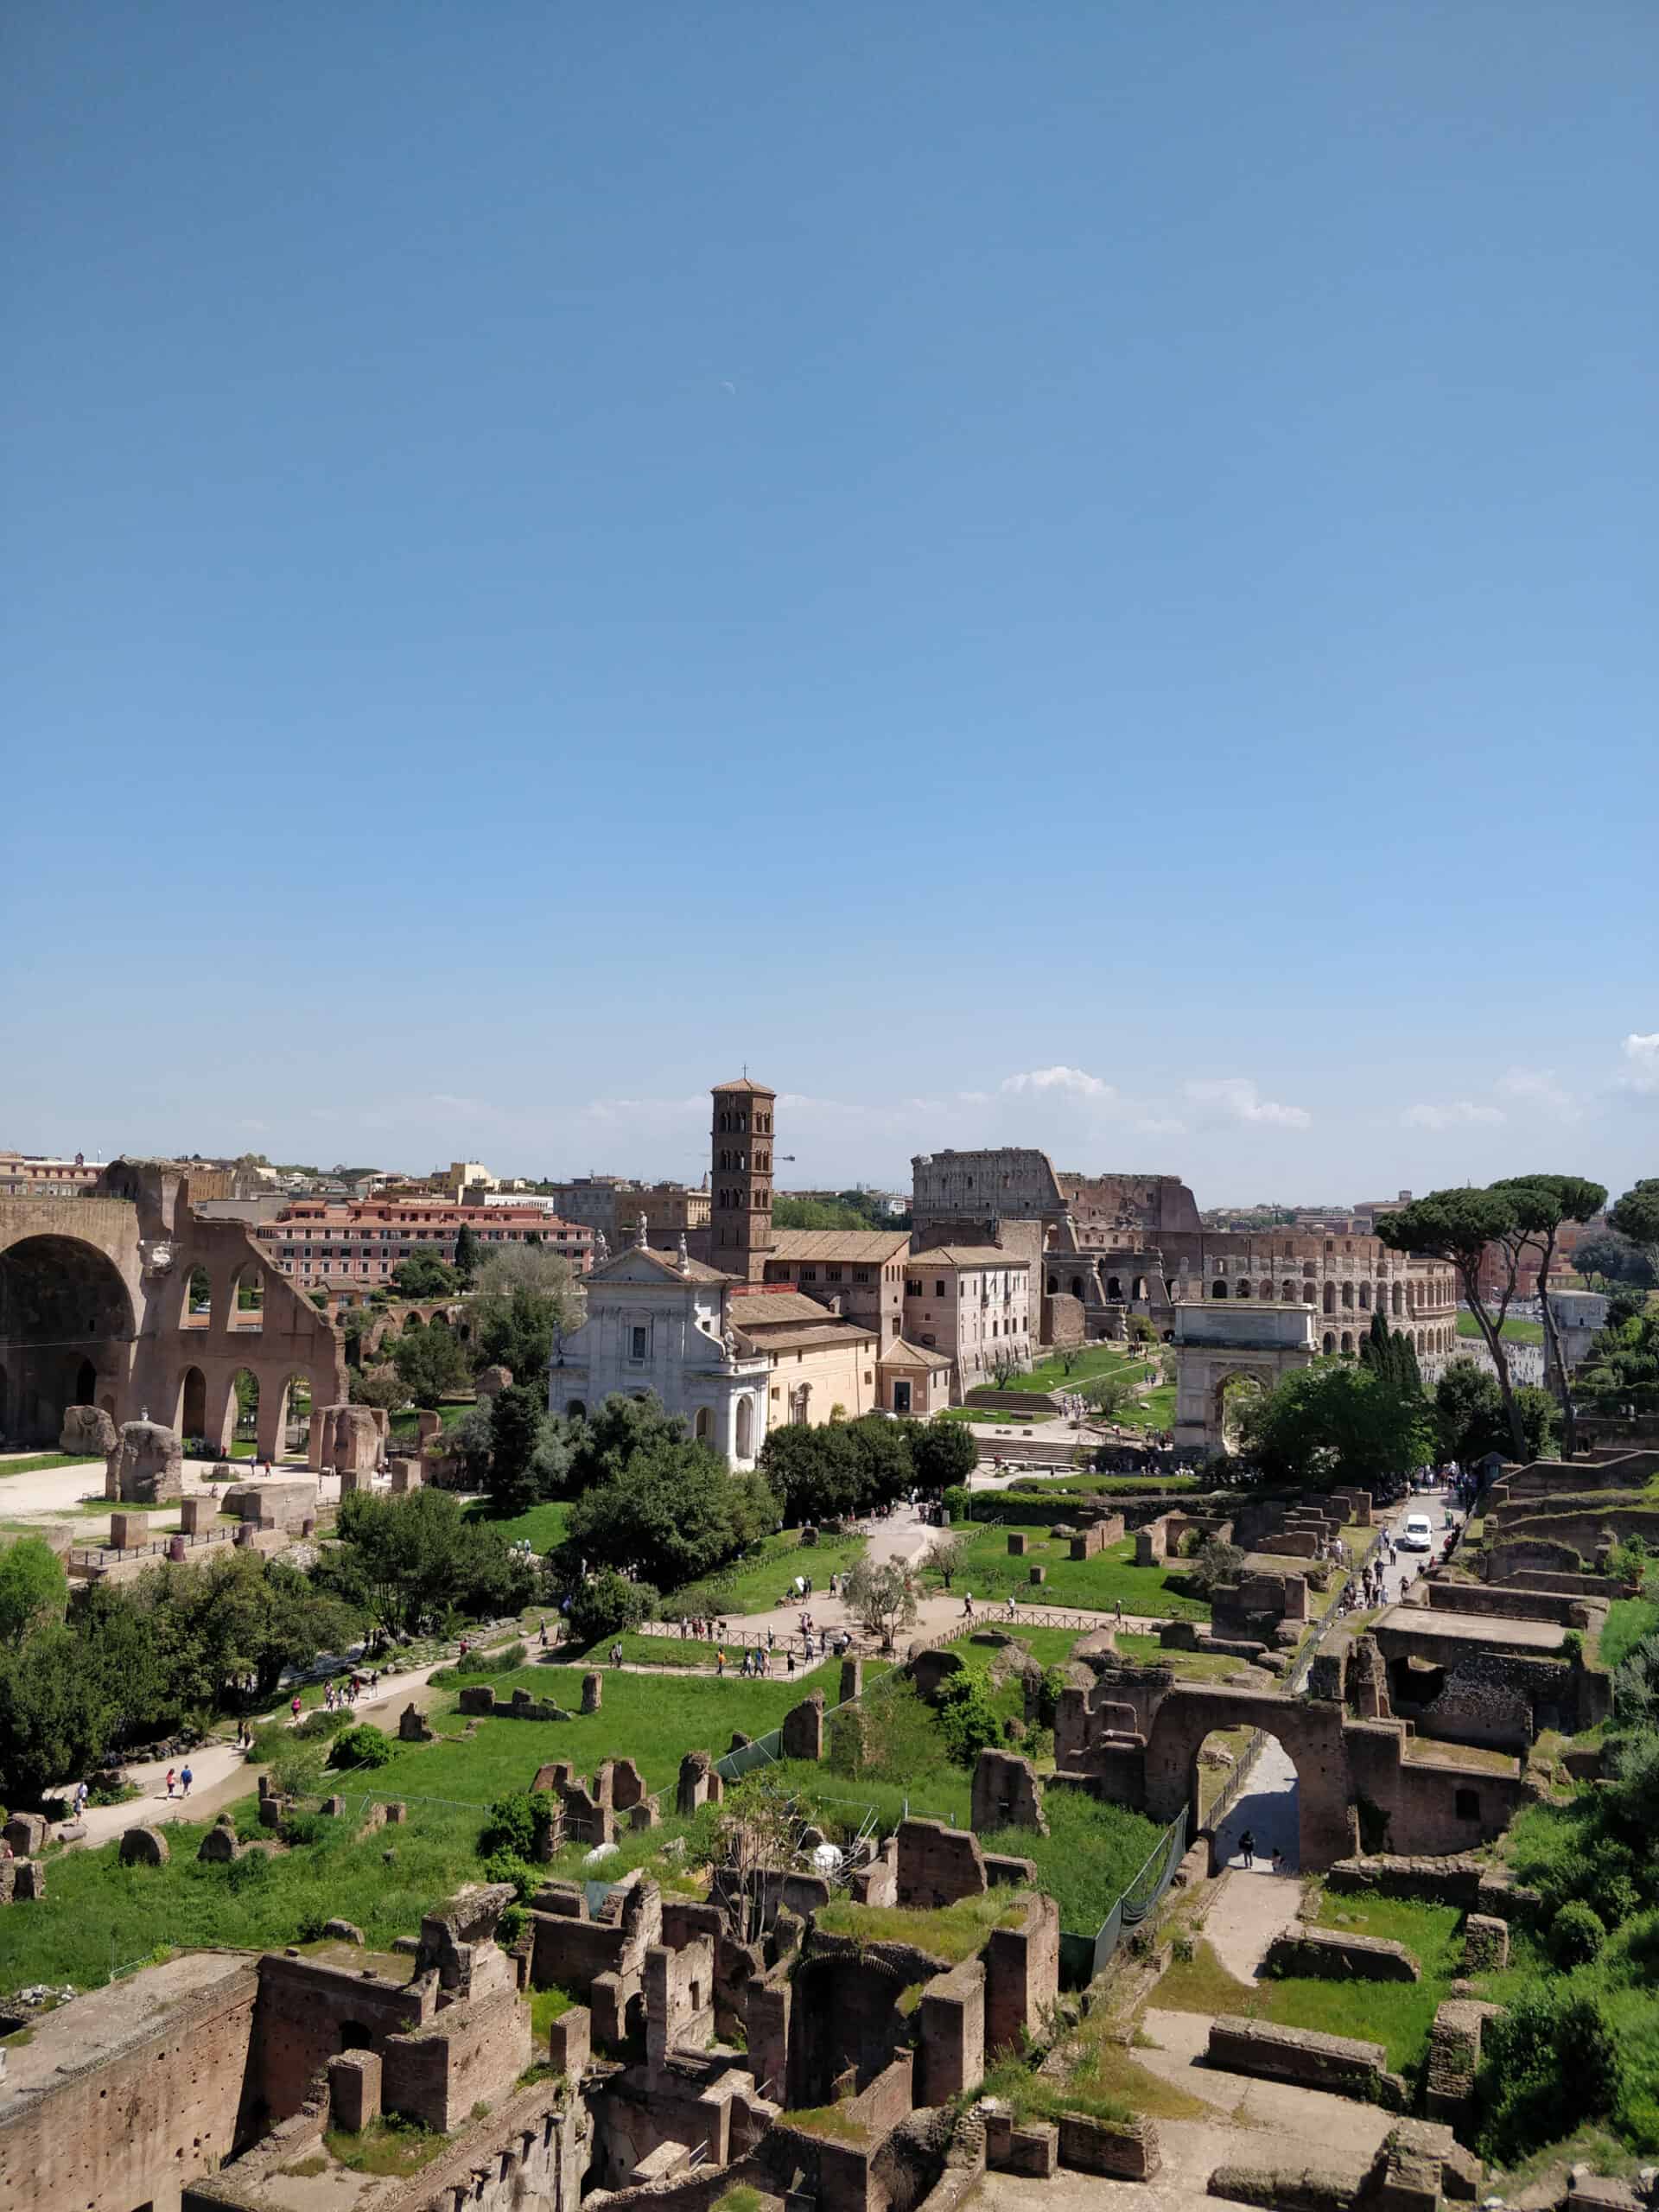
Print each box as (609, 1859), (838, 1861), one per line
(933, 1669), (1003, 1768)
(1479, 1986), (1622, 2160)
(1560, 1629), (1586, 1663)
(480, 1848), (539, 1901)
(479, 1789), (554, 1860)
(1550, 1899), (1607, 1967)
(565, 1569), (658, 1645)
(430, 1642), (527, 1686)
(496, 1904), (526, 1949)
(282, 1811), (330, 1847)
(329, 1724), (392, 1771)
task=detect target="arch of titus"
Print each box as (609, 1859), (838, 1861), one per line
(1173, 1301), (1319, 1450)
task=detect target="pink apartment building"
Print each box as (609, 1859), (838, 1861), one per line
(255, 1200), (594, 1293)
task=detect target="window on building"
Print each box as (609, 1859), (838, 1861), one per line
(906, 1279), (922, 1297)
(630, 1326), (647, 1359)
(826, 1266), (842, 1281)
(934, 1281), (945, 1297)
(853, 1268), (870, 1282)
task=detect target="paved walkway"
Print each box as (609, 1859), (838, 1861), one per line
(66, 1641), (495, 1846)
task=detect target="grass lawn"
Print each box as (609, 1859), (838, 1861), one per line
(921, 1526), (1211, 1618)
(0, 1796), (492, 1995)
(937, 1407), (1057, 1427)
(668, 1527), (868, 1617)
(1600, 1596), (1659, 1671)
(1457, 1312), (1545, 1345)
(816, 1893), (1027, 1963)
(1116, 1630), (1261, 1682)
(1149, 1888), (1464, 2075)
(997, 1346), (1154, 1395)
(359, 1658), (851, 1803)
(387, 1400), (476, 1442)
(462, 1497), (571, 1551)
(0, 1451), (99, 1478)
(1112, 1384), (1177, 1431)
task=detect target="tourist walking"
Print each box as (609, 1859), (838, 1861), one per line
(1238, 1827), (1255, 1870)
(179, 1764), (193, 1798)
(165, 1767), (176, 1799)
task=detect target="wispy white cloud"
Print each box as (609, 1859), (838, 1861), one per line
(1496, 1067), (1580, 1122)
(1402, 1100), (1506, 1130)
(1134, 1115), (1188, 1135)
(1620, 1033), (1659, 1093)
(1001, 1065), (1117, 1103)
(1185, 1077), (1312, 1131)
(582, 1094), (704, 1126)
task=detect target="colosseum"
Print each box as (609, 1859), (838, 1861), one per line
(909, 1147), (1459, 1373)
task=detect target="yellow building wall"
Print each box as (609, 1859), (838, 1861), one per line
(764, 1338), (876, 1427)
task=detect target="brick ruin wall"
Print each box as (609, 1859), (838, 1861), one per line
(0, 1965), (259, 2212)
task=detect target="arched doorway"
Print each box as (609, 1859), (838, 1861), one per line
(279, 1372), (313, 1457)
(0, 1234), (136, 1445)
(694, 1407), (713, 1442)
(184, 1264), (213, 1329)
(1213, 1370), (1266, 1450)
(229, 1369), (259, 1456)
(1195, 1725), (1301, 1874)
(734, 1396), (754, 1459)
(179, 1365), (208, 1444)
(229, 1262), (264, 1332)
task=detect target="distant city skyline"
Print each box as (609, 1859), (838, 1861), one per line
(9, 1026), (1652, 1214)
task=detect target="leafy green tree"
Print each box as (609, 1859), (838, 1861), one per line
(1433, 1359), (1559, 1466)
(842, 1414), (913, 1511)
(472, 1247), (584, 1380)
(318, 1487), (535, 1634)
(1185, 1537), (1246, 1595)
(1490, 1174), (1607, 1454)
(1573, 1227), (1656, 1289)
(565, 1567), (658, 1644)
(759, 1422), (863, 1524)
(910, 1418), (978, 1491)
(391, 1252), (458, 1298)
(563, 1440), (778, 1592)
(0, 1624), (118, 1806)
(1608, 1180), (1659, 1279)
(1241, 1361), (1430, 1491)
(934, 1667), (1003, 1766)
(350, 1362), (406, 1410)
(924, 1532), (968, 1588)
(1377, 1185), (1550, 1459)
(454, 1223), (480, 1287)
(486, 1382), (547, 1518)
(0, 1535), (68, 1644)
(566, 1393), (689, 1492)
(391, 1319), (471, 1407)
(1079, 1373), (1136, 1421)
(841, 1557), (918, 1648)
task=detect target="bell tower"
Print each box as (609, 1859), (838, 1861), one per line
(710, 1077), (777, 1284)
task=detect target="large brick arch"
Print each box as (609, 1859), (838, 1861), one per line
(0, 1166), (346, 1454)
(1141, 1684), (1357, 1869)
(0, 1207), (144, 1444)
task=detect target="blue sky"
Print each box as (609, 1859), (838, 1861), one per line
(3, 2), (1655, 1204)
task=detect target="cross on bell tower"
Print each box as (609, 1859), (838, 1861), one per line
(710, 1077), (777, 1284)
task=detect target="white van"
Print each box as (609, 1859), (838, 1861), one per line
(1399, 1513), (1434, 1552)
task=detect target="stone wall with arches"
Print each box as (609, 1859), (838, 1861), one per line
(1157, 1228), (1459, 1373)
(0, 1162), (346, 1453)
